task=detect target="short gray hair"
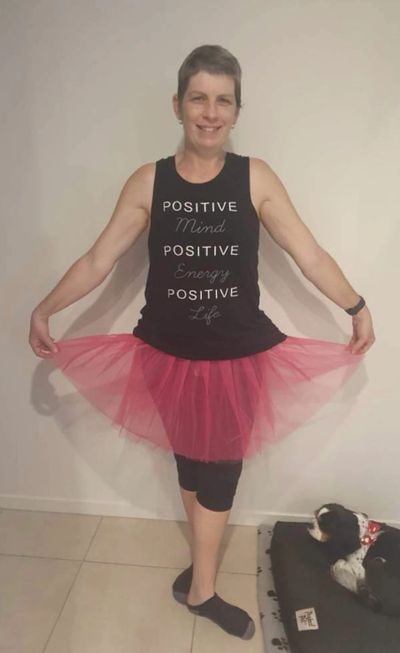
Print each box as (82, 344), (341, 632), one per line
(177, 45), (242, 110)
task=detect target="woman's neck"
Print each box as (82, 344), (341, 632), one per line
(175, 148), (226, 183)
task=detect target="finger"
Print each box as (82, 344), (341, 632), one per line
(33, 349), (48, 358)
(352, 340), (368, 354)
(40, 348), (56, 356)
(42, 340), (59, 353)
(359, 340), (374, 354)
(350, 337), (362, 352)
(36, 342), (56, 355)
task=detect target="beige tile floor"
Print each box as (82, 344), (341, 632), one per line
(0, 507), (264, 653)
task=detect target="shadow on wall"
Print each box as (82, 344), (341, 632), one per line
(258, 230), (352, 343)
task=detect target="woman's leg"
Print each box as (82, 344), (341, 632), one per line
(179, 487), (196, 556)
(173, 454), (243, 602)
(174, 455), (254, 639)
(188, 459), (243, 604)
(185, 459), (254, 640)
(187, 499), (231, 604)
(174, 454), (198, 557)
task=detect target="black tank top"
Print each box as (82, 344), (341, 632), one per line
(132, 151), (287, 359)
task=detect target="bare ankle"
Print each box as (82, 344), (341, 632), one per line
(187, 583), (215, 605)
(187, 592), (214, 605)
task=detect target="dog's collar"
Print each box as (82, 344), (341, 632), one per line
(360, 520), (382, 546)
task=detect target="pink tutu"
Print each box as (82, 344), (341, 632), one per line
(50, 333), (363, 462)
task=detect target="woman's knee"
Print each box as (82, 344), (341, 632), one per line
(196, 459), (243, 512)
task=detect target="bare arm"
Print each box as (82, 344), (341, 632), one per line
(33, 162), (154, 319)
(251, 158), (375, 353)
(29, 163), (154, 358)
(33, 255), (114, 319)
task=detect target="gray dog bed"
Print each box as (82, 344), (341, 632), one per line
(257, 520), (400, 653)
(256, 522), (291, 652)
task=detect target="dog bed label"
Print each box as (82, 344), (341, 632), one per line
(295, 607), (319, 631)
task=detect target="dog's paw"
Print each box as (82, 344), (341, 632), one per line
(332, 559), (352, 576)
(331, 560), (360, 593)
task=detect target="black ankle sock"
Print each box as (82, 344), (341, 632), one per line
(172, 565), (193, 603)
(186, 592), (255, 640)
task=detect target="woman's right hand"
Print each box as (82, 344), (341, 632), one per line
(29, 310), (59, 358)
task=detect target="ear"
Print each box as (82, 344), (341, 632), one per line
(172, 94), (181, 121)
(330, 524), (361, 556)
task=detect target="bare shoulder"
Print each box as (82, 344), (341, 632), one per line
(123, 161), (156, 216)
(249, 156), (287, 218)
(86, 161), (157, 270)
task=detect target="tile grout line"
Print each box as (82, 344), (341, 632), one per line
(0, 552), (257, 575)
(190, 612), (197, 653)
(40, 514), (104, 653)
(0, 510), (257, 652)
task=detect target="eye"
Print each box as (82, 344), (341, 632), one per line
(219, 98), (231, 104)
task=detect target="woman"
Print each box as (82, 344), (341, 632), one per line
(29, 45), (375, 640)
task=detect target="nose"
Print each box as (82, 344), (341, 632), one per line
(202, 102), (219, 121)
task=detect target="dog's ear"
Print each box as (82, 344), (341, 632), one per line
(335, 527), (363, 556)
(318, 510), (343, 536)
(315, 503), (345, 516)
(320, 511), (360, 555)
(323, 503), (346, 512)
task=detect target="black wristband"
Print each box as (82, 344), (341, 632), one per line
(345, 296), (366, 316)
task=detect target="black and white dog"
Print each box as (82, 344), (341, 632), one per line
(308, 503), (400, 617)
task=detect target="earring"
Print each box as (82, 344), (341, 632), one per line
(231, 124), (236, 129)
(178, 120), (183, 124)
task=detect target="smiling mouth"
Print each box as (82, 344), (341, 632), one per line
(197, 126), (222, 132)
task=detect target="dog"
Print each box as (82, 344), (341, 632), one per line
(307, 503), (400, 617)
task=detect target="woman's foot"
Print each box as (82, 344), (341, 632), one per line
(171, 564), (215, 605)
(186, 592), (255, 640)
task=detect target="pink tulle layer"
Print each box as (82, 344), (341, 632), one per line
(50, 333), (363, 462)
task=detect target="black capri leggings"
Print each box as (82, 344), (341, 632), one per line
(174, 453), (243, 512)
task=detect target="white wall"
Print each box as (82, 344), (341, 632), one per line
(1, 0), (398, 525)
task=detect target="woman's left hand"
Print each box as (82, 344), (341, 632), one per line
(348, 306), (375, 355)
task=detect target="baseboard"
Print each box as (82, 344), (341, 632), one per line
(1, 494), (399, 528)
(0, 493), (311, 524)
(0, 494), (172, 520)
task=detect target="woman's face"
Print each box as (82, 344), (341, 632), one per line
(173, 70), (239, 151)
